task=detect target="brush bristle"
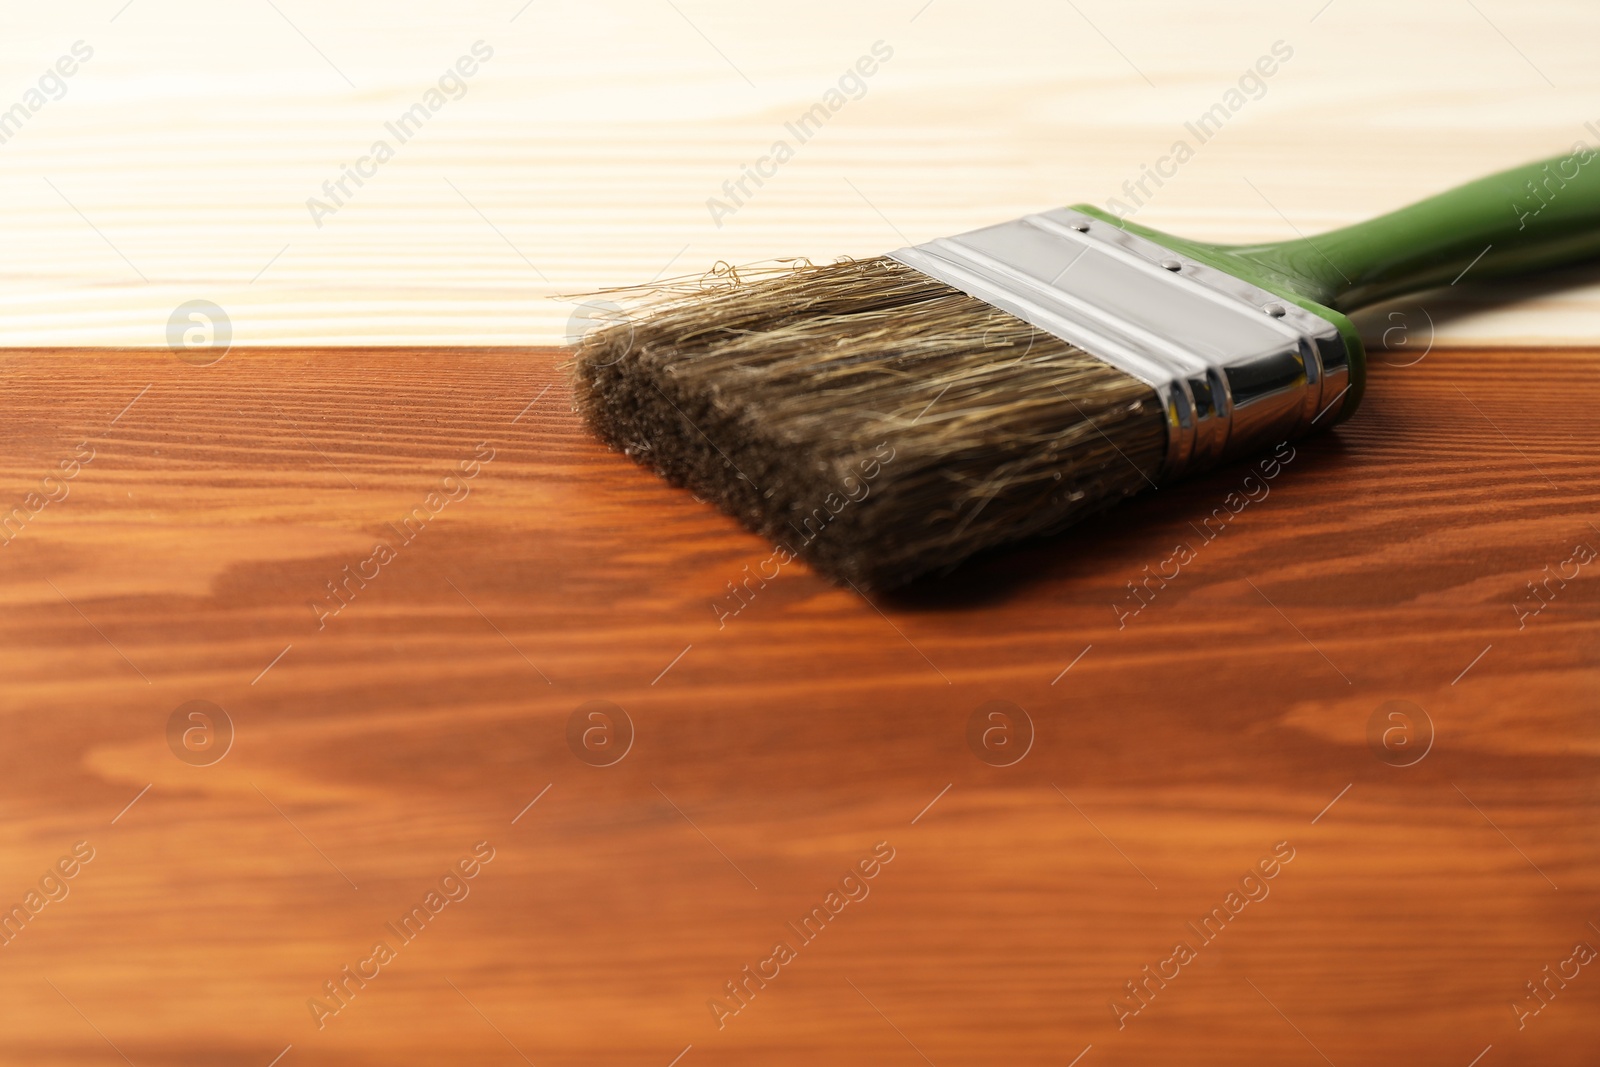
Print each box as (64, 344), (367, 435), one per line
(572, 256), (1167, 590)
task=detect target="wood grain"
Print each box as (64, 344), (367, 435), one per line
(6, 0), (1600, 348)
(0, 346), (1596, 1066)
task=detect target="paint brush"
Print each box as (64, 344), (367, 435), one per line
(574, 152), (1600, 589)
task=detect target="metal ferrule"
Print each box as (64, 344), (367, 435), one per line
(889, 209), (1350, 483)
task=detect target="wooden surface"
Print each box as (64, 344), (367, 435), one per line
(6, 0), (1600, 347)
(0, 345), (1596, 1065)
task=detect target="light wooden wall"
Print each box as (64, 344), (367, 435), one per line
(2, 0), (1598, 347)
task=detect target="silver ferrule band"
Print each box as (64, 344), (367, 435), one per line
(889, 209), (1349, 482)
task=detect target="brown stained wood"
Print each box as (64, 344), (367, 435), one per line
(0, 346), (1596, 1066)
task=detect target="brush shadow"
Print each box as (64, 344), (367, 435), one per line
(1351, 258), (1600, 353)
(878, 430), (1353, 613)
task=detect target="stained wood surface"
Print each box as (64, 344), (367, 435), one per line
(6, 0), (1600, 347)
(1, 346), (1597, 1066)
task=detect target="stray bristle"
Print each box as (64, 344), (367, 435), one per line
(572, 256), (1167, 590)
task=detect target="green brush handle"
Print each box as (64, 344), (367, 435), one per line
(1074, 151), (1600, 422)
(1214, 151), (1600, 311)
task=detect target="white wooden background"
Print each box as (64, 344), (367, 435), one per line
(2, 0), (1598, 347)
